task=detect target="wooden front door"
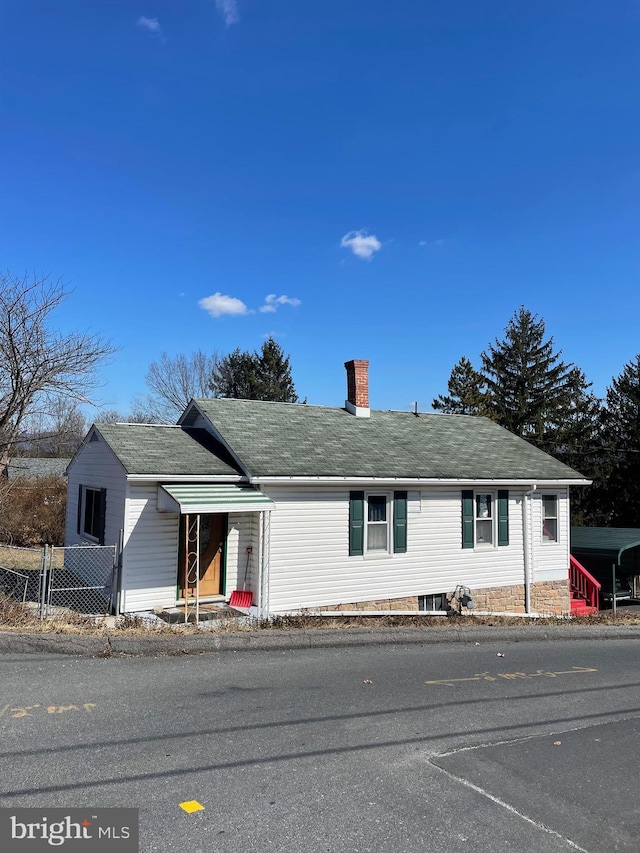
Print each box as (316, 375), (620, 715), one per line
(178, 513), (225, 599)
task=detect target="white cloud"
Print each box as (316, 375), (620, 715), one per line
(198, 293), (250, 317)
(215, 0), (239, 26)
(340, 230), (382, 261)
(137, 16), (164, 38)
(259, 294), (301, 314)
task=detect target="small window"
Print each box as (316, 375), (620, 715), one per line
(475, 493), (493, 545)
(349, 492), (407, 556)
(366, 494), (389, 553)
(542, 495), (558, 542)
(78, 485), (105, 543)
(419, 593), (449, 611)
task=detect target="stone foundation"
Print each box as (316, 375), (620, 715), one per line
(321, 596), (419, 612)
(471, 579), (570, 616)
(318, 579), (570, 616)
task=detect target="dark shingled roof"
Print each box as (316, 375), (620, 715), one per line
(94, 423), (241, 477)
(192, 399), (588, 481)
(6, 457), (71, 480)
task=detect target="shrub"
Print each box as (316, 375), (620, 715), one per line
(0, 476), (66, 547)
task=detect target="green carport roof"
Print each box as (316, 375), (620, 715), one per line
(571, 527), (640, 562)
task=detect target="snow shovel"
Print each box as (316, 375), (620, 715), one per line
(229, 547), (253, 608)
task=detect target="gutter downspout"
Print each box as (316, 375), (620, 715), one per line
(256, 513), (262, 618)
(522, 484), (537, 614)
(256, 510), (271, 619)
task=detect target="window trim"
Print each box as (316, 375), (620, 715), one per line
(541, 493), (559, 544)
(78, 485), (106, 544)
(364, 491), (391, 556)
(462, 489), (509, 549)
(349, 491), (407, 557)
(474, 492), (495, 547)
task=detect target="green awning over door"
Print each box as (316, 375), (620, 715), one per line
(157, 483), (274, 514)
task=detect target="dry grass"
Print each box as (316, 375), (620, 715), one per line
(2, 593), (640, 636)
(0, 594), (37, 628)
(0, 595), (179, 635)
(0, 544), (43, 571)
(262, 610), (640, 630)
(0, 476), (66, 548)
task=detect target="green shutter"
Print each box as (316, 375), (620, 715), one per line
(497, 489), (509, 546)
(349, 491), (365, 556)
(393, 491), (408, 553)
(462, 490), (474, 548)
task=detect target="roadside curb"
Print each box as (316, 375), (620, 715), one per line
(1, 623), (639, 657)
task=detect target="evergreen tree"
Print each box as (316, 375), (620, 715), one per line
(255, 338), (299, 402)
(211, 338), (299, 402)
(431, 306), (606, 524)
(481, 307), (573, 450)
(211, 349), (262, 400)
(552, 367), (604, 524)
(599, 355), (640, 526)
(432, 356), (488, 415)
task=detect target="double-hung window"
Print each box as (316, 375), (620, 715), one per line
(474, 493), (493, 545)
(366, 494), (389, 552)
(349, 491), (407, 556)
(542, 495), (558, 542)
(462, 490), (509, 549)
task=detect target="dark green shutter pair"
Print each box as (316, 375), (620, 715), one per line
(462, 490), (509, 548)
(349, 491), (407, 555)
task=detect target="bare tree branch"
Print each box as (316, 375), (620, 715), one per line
(0, 272), (116, 467)
(139, 350), (220, 422)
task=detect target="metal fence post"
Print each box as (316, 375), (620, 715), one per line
(39, 545), (48, 620)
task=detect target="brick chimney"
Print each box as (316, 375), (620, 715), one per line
(344, 359), (370, 418)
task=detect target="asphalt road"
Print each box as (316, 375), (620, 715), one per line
(2, 638), (640, 852)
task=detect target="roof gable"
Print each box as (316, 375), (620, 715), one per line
(92, 423), (242, 477)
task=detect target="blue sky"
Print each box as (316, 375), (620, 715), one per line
(1, 0), (639, 417)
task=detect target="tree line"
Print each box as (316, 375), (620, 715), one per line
(0, 273), (300, 544)
(0, 273), (299, 464)
(432, 306), (640, 527)
(2, 273), (640, 537)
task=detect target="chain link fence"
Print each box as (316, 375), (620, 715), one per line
(0, 544), (44, 605)
(0, 542), (117, 618)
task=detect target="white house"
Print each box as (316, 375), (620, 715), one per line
(65, 360), (590, 616)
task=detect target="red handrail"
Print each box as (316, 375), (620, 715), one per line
(569, 554), (601, 610)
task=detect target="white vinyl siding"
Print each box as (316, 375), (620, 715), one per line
(225, 512), (258, 595)
(120, 488), (259, 612)
(120, 482), (180, 612)
(261, 485), (533, 612)
(67, 431), (572, 614)
(530, 488), (570, 583)
(65, 434), (126, 550)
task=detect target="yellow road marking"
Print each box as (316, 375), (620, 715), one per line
(425, 666), (598, 686)
(179, 801), (204, 814)
(2, 702), (97, 719)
